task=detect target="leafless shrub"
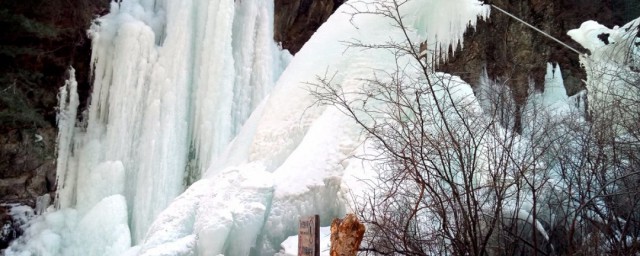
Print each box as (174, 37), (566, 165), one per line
(310, 1), (640, 255)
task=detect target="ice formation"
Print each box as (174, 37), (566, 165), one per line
(6, 0), (492, 255)
(140, 0), (490, 254)
(407, 0), (490, 63)
(520, 63), (576, 132)
(72, 0), (287, 245)
(568, 18), (640, 133)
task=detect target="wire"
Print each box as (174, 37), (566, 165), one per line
(489, 3), (585, 56)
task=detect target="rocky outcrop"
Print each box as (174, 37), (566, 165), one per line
(0, 129), (57, 202)
(330, 214), (365, 256)
(0, 206), (16, 250)
(274, 0), (345, 54)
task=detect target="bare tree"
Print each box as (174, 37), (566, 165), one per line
(545, 28), (640, 254)
(310, 1), (640, 255)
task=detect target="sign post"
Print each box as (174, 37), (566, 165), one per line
(298, 215), (320, 256)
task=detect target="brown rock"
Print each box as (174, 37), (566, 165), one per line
(330, 214), (365, 256)
(274, 0), (344, 54)
(0, 128), (56, 201)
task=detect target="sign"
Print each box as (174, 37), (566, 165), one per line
(298, 215), (320, 256)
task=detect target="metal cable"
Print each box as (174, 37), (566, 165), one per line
(489, 3), (585, 56)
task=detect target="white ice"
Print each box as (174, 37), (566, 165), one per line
(568, 18), (640, 134)
(139, 0), (489, 254)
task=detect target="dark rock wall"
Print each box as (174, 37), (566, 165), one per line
(274, 0), (345, 54)
(0, 0), (107, 250)
(274, 0), (639, 98)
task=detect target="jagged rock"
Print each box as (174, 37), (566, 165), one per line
(440, 0), (593, 99)
(0, 206), (15, 250)
(0, 128), (56, 201)
(330, 214), (365, 256)
(274, 0), (344, 54)
(0, 204), (33, 251)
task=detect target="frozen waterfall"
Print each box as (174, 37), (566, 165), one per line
(63, 0), (289, 245)
(5, 0), (490, 255)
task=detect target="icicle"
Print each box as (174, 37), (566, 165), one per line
(55, 67), (79, 209)
(541, 63), (568, 106)
(403, 0), (490, 63)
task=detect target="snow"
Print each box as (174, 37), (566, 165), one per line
(567, 20), (614, 53)
(75, 161), (125, 215)
(72, 195), (131, 256)
(277, 226), (331, 256)
(138, 235), (196, 256)
(568, 18), (640, 134)
(4, 196), (129, 256)
(1, 204), (35, 245)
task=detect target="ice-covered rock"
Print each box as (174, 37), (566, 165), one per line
(568, 18), (640, 133)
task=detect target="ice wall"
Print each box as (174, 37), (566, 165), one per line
(140, 0), (490, 255)
(78, 0), (287, 244)
(7, 0), (288, 255)
(521, 63), (572, 123)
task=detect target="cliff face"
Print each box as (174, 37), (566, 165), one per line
(274, 0), (345, 54)
(0, 0), (107, 249)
